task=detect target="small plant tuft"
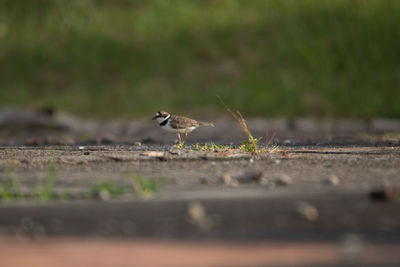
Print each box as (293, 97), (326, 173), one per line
(217, 96), (260, 155)
(193, 143), (231, 151)
(131, 174), (166, 198)
(33, 158), (57, 202)
(175, 141), (186, 149)
(263, 130), (279, 153)
(89, 181), (129, 199)
(240, 137), (262, 153)
(0, 165), (167, 202)
(0, 178), (24, 202)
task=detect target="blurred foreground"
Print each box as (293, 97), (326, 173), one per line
(0, 144), (400, 267)
(1, 237), (400, 267)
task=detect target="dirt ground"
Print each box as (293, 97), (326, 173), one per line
(0, 110), (400, 266)
(0, 144), (399, 266)
(0, 144), (399, 195)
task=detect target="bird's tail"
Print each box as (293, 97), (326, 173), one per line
(198, 121), (215, 127)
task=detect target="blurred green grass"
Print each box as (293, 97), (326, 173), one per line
(0, 0), (399, 118)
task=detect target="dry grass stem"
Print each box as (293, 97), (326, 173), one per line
(265, 130), (278, 153)
(217, 96), (259, 155)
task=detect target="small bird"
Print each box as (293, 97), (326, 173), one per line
(152, 111), (215, 144)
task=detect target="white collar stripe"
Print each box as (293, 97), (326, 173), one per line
(160, 114), (171, 126)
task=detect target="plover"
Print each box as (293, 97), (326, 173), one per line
(152, 111), (215, 144)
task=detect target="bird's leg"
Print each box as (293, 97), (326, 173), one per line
(181, 132), (188, 141)
(175, 134), (181, 145)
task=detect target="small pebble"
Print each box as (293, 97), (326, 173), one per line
(274, 174), (293, 186)
(369, 187), (400, 202)
(321, 174), (340, 186)
(219, 170), (263, 185)
(188, 202), (206, 222)
(100, 137), (113, 144)
(83, 151), (90, 155)
(140, 151), (165, 157)
(57, 136), (75, 145)
(341, 233), (364, 262)
(99, 189), (111, 201)
(187, 201), (213, 232)
(133, 142), (142, 147)
(200, 177), (212, 185)
(297, 202), (318, 221)
(169, 148), (181, 155)
(25, 138), (40, 146)
(19, 158), (29, 164)
(221, 172), (239, 187)
(235, 170), (263, 183)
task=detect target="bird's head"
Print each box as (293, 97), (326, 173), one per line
(152, 111), (170, 121)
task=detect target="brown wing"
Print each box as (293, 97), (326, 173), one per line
(170, 115), (199, 129)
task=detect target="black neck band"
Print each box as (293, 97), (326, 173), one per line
(160, 117), (169, 126)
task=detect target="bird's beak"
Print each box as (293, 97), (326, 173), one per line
(152, 116), (158, 120)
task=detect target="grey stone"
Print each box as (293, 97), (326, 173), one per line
(274, 174), (293, 186)
(296, 202), (318, 221)
(321, 174), (340, 186)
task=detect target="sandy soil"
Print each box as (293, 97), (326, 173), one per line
(1, 237), (400, 267)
